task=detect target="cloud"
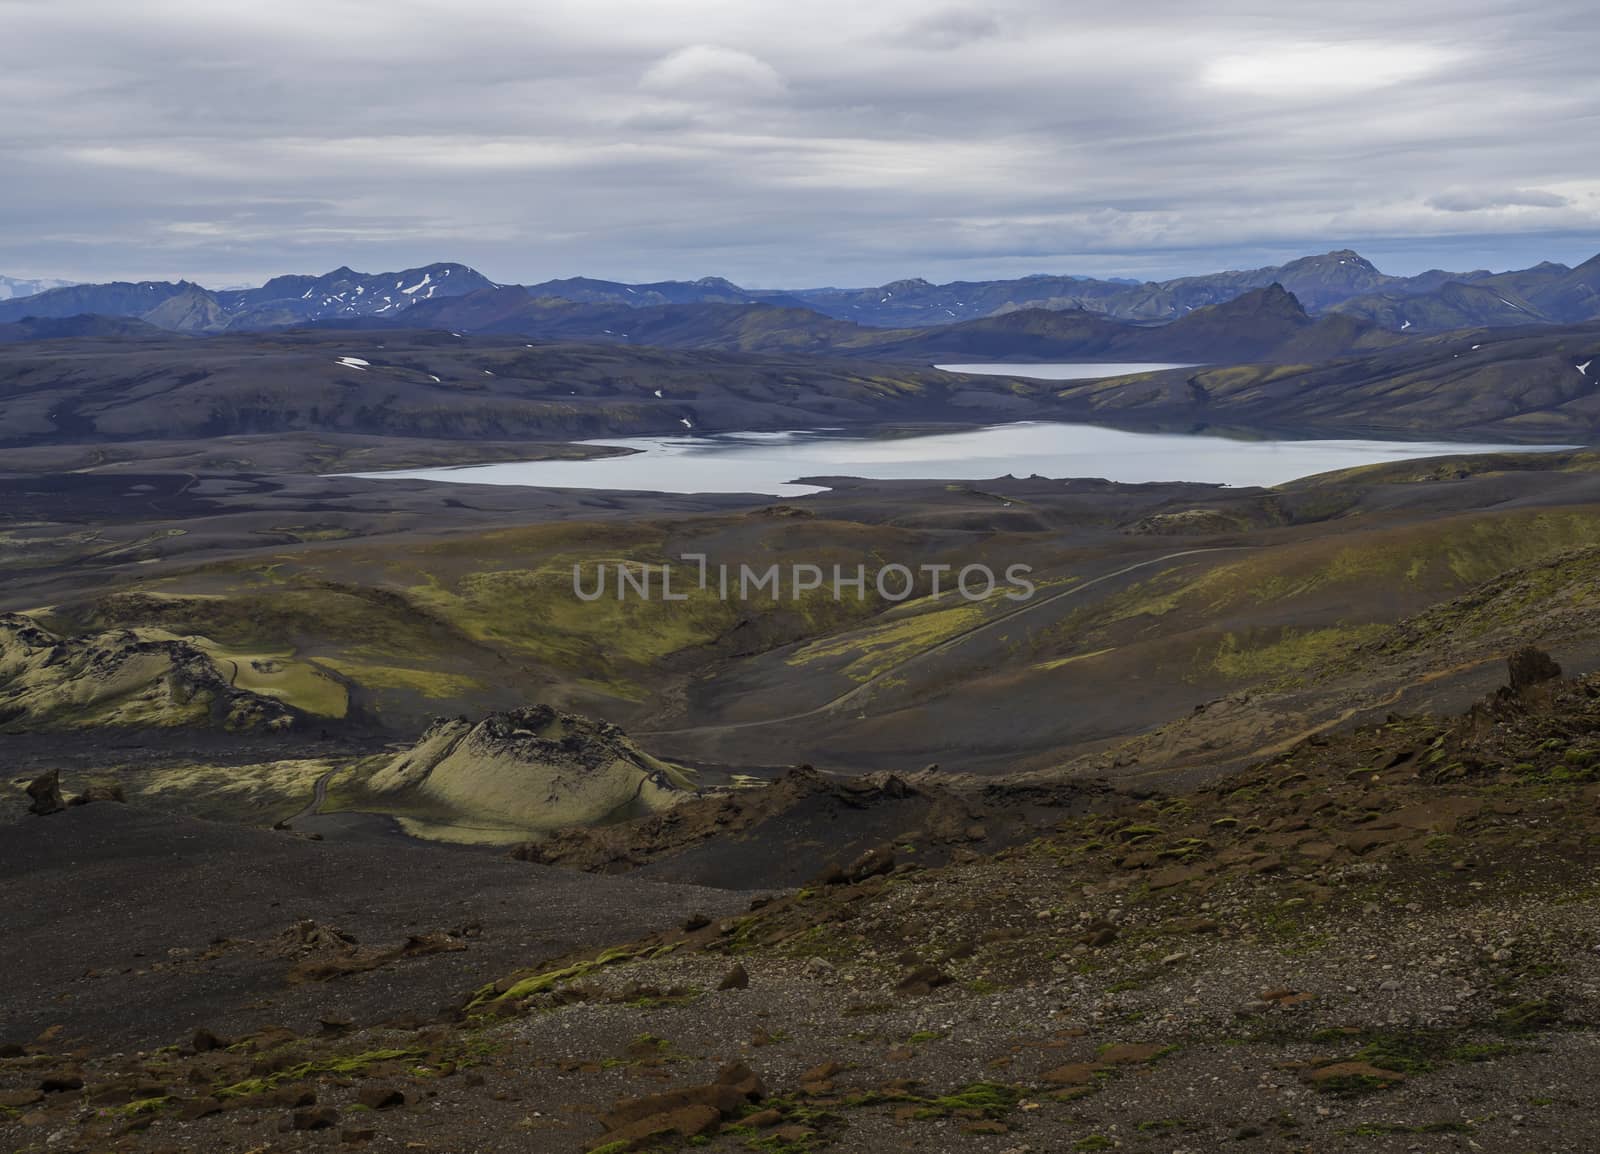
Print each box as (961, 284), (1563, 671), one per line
(639, 45), (786, 102)
(1200, 42), (1456, 97)
(1, 0), (1598, 286)
(1426, 188), (1573, 212)
(900, 8), (1002, 50)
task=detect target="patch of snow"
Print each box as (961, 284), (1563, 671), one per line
(1400, 320), (1412, 330)
(680, 417), (693, 429)
(1495, 295), (1527, 312)
(401, 273), (432, 295)
(355, 285), (364, 296)
(1472, 344), (1481, 350)
(625, 286), (635, 294)
(1579, 360), (1593, 376)
(301, 289), (313, 299)
(429, 374), (441, 383)
(483, 369), (495, 376)
(335, 356), (369, 370)
(654, 389), (663, 398)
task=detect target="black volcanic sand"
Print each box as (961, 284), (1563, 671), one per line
(0, 801), (751, 1053)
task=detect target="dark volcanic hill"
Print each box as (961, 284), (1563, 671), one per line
(348, 283), (1402, 365)
(783, 249), (1509, 326)
(0, 314), (167, 343)
(1048, 320), (1600, 439)
(522, 274), (811, 310)
(0, 332), (1021, 446)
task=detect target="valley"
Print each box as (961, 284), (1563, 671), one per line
(7, 253), (1600, 1153)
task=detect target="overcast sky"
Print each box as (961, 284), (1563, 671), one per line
(4, 0), (1598, 288)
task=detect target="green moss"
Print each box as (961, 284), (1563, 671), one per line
(1495, 999), (1562, 1035)
(214, 1048), (423, 1098)
(472, 943), (678, 1008)
(786, 599), (989, 682)
(911, 1082), (1020, 1119)
(314, 657), (484, 699)
(1210, 624), (1388, 681)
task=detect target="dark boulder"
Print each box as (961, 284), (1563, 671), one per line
(1508, 647), (1562, 692)
(26, 768), (65, 816)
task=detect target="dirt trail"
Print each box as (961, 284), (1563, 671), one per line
(287, 764), (342, 826)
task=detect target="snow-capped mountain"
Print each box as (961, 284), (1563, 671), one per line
(216, 263), (497, 327)
(0, 274), (75, 301)
(0, 263), (496, 331)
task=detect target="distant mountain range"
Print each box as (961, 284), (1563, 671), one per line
(368, 283), (1406, 366)
(0, 274), (75, 301)
(4, 248), (1599, 338)
(0, 263), (495, 333)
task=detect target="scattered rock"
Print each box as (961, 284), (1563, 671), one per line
(803, 956), (835, 979)
(356, 1084), (406, 1110)
(292, 1105), (340, 1130)
(895, 964), (952, 997)
(1508, 647), (1562, 692)
(178, 1097), (225, 1121)
(717, 963), (750, 990)
(844, 845), (897, 883)
(25, 769), (64, 816)
(192, 1028), (230, 1053)
(67, 783), (126, 807)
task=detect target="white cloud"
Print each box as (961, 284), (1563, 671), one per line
(639, 45), (786, 102)
(1201, 42), (1456, 97)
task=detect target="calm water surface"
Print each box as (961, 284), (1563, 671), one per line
(358, 423), (1562, 498)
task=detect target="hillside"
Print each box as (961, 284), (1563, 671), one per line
(374, 283), (1401, 366)
(1048, 320), (1600, 439)
(0, 332), (993, 446)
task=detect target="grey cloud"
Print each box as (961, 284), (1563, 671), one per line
(1426, 188), (1573, 212)
(1, 0), (1597, 286)
(900, 8), (1003, 50)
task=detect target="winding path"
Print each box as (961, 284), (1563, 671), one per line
(639, 546), (1252, 737)
(287, 765), (342, 826)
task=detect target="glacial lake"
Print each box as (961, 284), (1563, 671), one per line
(349, 359), (1570, 496)
(933, 361), (1198, 379)
(357, 425), (1564, 498)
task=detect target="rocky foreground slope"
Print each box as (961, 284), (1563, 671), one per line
(6, 650), (1600, 1152)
